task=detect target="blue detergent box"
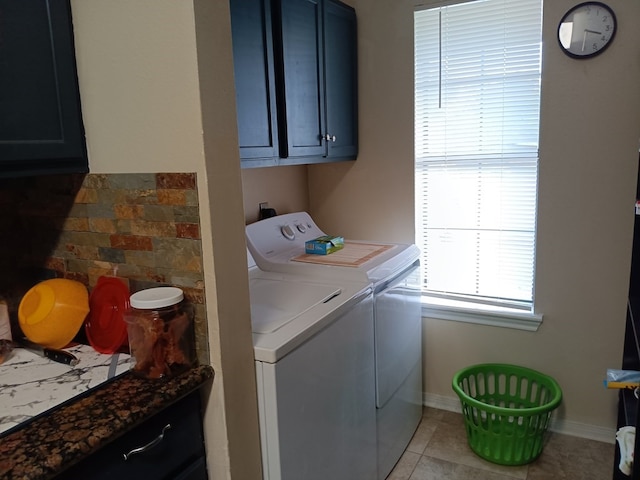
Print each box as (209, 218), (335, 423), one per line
(305, 235), (345, 255)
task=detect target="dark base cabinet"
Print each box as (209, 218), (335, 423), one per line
(61, 392), (207, 480)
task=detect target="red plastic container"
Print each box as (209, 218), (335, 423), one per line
(85, 277), (130, 354)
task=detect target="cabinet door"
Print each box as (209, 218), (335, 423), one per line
(231, 0), (279, 166)
(174, 457), (208, 480)
(61, 393), (206, 480)
(278, 0), (326, 159)
(0, 0), (87, 177)
(324, 0), (357, 159)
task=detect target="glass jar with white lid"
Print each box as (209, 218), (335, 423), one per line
(125, 286), (196, 379)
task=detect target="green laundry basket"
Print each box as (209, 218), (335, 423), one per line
(452, 363), (562, 466)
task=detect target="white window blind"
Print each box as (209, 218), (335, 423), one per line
(414, 0), (542, 310)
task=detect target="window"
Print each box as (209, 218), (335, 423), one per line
(414, 0), (543, 329)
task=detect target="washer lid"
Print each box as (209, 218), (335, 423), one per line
(249, 278), (341, 334)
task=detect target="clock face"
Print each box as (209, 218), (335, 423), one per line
(558, 2), (617, 58)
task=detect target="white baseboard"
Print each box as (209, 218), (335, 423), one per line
(423, 392), (616, 445)
(423, 392), (463, 413)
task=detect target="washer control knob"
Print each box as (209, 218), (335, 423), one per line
(296, 223), (307, 233)
(281, 225), (295, 240)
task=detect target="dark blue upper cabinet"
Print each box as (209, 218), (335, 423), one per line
(231, 0), (357, 168)
(278, 0), (326, 159)
(230, 0), (280, 167)
(323, 0), (358, 160)
(0, 0), (88, 178)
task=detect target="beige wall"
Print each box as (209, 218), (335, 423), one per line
(307, 0), (640, 440)
(70, 1), (261, 478)
(308, 0), (415, 244)
(242, 166), (309, 224)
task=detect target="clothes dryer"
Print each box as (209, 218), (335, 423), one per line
(247, 212), (423, 480)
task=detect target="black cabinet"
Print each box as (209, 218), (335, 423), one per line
(61, 392), (207, 480)
(323, 0), (358, 160)
(230, 0), (280, 167)
(614, 301), (640, 479)
(231, 0), (357, 168)
(277, 0), (325, 159)
(614, 156), (640, 480)
(0, 0), (87, 178)
(277, 0), (357, 164)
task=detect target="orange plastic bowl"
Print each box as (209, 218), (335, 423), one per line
(18, 279), (90, 349)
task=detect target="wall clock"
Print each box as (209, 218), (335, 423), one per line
(557, 2), (617, 59)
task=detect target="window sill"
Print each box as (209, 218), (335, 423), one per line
(421, 296), (543, 331)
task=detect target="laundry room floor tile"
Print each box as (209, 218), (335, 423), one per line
(386, 451), (421, 480)
(421, 410), (528, 479)
(526, 432), (615, 480)
(387, 408), (615, 480)
(409, 455), (524, 480)
(405, 407), (443, 455)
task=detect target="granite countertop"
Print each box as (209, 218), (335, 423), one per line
(0, 364), (214, 480)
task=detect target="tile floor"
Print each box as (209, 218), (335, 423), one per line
(388, 408), (616, 480)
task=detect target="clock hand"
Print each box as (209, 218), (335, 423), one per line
(581, 29), (603, 51)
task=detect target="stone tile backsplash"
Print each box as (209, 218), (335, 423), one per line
(0, 173), (208, 364)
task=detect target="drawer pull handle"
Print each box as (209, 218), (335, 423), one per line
(123, 424), (172, 460)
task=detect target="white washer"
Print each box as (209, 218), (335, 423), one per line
(248, 253), (377, 480)
(246, 212), (423, 480)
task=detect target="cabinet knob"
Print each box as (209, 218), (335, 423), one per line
(324, 134), (337, 142)
(123, 424), (172, 460)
